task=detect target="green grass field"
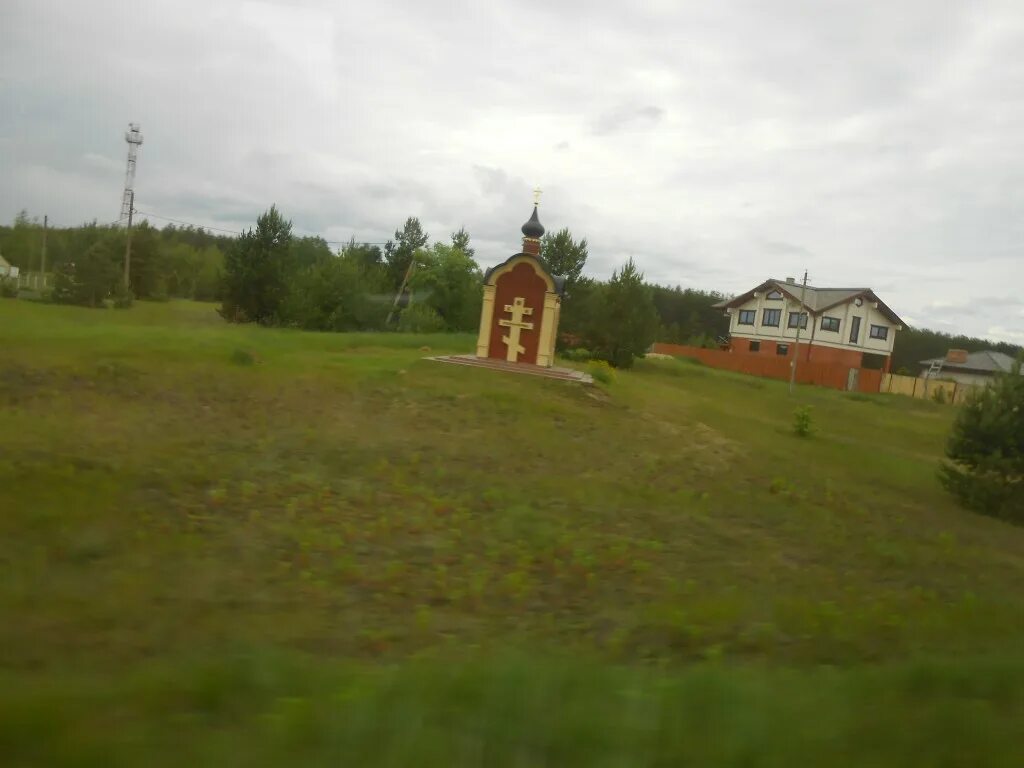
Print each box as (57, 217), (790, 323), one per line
(3, 299), (1024, 765)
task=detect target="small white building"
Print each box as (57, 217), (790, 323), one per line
(0, 253), (19, 280)
(920, 349), (1023, 387)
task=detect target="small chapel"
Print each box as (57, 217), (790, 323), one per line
(474, 203), (564, 368)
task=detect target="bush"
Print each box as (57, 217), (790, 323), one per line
(562, 348), (592, 362)
(278, 256), (388, 332)
(229, 348), (256, 366)
(939, 358), (1024, 523)
(150, 276), (170, 302)
(0, 277), (17, 298)
(111, 284), (134, 309)
(792, 406), (814, 437)
(397, 303), (445, 333)
(587, 359), (615, 385)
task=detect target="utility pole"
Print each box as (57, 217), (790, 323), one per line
(119, 123), (143, 292)
(385, 254), (417, 326)
(40, 214), (48, 289)
(789, 270), (809, 395)
(124, 191), (135, 290)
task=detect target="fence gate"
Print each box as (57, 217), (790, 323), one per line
(846, 367), (859, 392)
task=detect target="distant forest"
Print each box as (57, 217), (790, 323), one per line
(1, 211), (233, 302)
(1, 210), (1019, 372)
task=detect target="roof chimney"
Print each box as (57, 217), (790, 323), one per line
(945, 349), (969, 364)
(785, 277), (796, 284)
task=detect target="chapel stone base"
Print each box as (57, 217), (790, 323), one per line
(428, 355), (592, 384)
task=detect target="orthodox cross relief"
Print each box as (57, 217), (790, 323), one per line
(498, 297), (534, 362)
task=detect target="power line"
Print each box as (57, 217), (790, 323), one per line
(134, 211), (242, 236)
(133, 210), (389, 246)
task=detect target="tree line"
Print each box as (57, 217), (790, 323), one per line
(216, 206), (662, 367)
(0, 210), (230, 304)
(216, 207), (483, 334)
(889, 328), (1021, 374)
(3, 208), (1017, 369)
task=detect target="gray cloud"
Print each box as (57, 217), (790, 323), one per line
(1, 0), (1023, 342)
(592, 105), (666, 136)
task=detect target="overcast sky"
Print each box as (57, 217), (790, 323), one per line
(2, 0), (1022, 341)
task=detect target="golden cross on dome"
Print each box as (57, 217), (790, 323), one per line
(533, 186), (543, 206)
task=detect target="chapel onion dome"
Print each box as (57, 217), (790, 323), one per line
(521, 205), (545, 239)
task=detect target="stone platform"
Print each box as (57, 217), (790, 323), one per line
(427, 355), (593, 384)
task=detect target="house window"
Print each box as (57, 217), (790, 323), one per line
(776, 344), (789, 356)
(820, 316), (840, 332)
(787, 312), (807, 329)
(766, 290), (784, 300)
(849, 316), (861, 344)
(869, 324), (889, 340)
(862, 352), (887, 370)
(762, 308), (781, 327)
(737, 309), (755, 325)
(749, 341), (761, 352)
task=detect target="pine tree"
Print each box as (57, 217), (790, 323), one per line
(539, 228), (587, 292)
(384, 217), (429, 288)
(586, 258), (658, 369)
(220, 206), (294, 324)
(939, 356), (1024, 523)
(450, 227), (474, 258)
(50, 236), (120, 308)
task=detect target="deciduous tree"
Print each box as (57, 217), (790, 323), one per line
(408, 242), (482, 331)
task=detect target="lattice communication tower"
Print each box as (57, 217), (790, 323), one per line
(120, 123), (143, 221)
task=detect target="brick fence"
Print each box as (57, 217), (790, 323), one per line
(651, 343), (883, 394)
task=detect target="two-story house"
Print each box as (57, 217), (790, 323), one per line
(713, 278), (904, 372)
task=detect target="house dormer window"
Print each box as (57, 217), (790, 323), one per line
(869, 324), (888, 340)
(737, 309), (755, 325)
(766, 290), (784, 300)
(762, 308), (781, 327)
(821, 316), (841, 332)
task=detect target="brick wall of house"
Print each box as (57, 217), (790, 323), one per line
(651, 342), (883, 394)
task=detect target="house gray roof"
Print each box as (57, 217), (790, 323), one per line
(713, 278), (905, 326)
(920, 350), (1021, 375)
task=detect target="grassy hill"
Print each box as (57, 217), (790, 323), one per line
(2, 299), (1023, 765)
